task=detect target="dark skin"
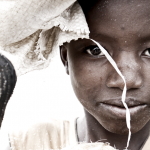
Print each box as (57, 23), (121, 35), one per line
(60, 0), (150, 149)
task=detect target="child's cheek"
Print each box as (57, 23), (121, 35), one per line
(69, 57), (108, 110)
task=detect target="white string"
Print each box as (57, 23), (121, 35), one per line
(90, 39), (131, 149)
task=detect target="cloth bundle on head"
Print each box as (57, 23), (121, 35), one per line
(0, 0), (89, 76)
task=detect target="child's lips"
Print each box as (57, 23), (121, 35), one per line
(97, 98), (147, 119)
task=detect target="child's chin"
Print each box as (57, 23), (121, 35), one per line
(94, 104), (150, 135)
(102, 122), (130, 135)
(99, 117), (148, 135)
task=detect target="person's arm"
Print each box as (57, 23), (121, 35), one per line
(0, 54), (16, 149)
(0, 55), (17, 128)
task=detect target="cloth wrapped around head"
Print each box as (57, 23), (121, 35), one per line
(0, 0), (90, 76)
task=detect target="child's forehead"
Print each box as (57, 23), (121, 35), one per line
(79, 0), (150, 13)
(81, 0), (150, 42)
(79, 0), (150, 22)
(67, 0), (150, 50)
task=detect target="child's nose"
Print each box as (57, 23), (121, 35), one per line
(106, 55), (143, 91)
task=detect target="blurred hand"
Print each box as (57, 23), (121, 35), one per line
(0, 54), (17, 127)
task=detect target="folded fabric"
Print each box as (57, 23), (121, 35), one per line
(0, 0), (89, 76)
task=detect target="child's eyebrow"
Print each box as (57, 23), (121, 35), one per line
(90, 31), (150, 43)
(90, 32), (117, 42)
(138, 34), (150, 43)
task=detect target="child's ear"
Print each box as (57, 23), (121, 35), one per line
(60, 45), (69, 75)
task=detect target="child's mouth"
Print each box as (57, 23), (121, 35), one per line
(97, 98), (147, 119)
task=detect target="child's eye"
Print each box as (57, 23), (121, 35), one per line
(143, 48), (150, 56)
(86, 46), (104, 56)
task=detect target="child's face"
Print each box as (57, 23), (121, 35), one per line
(62, 0), (150, 135)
